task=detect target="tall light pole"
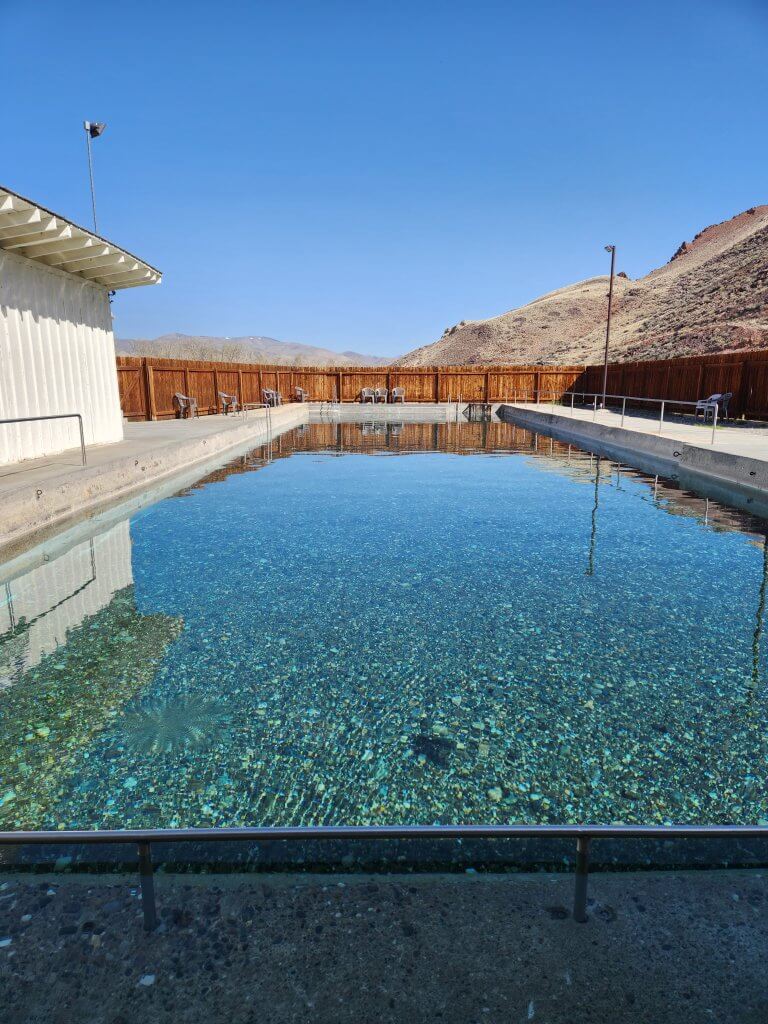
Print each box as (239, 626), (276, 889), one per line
(83, 120), (107, 233)
(601, 244), (616, 409)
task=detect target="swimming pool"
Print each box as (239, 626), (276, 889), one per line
(1, 419), (767, 832)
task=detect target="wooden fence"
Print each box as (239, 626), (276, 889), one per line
(115, 356), (585, 420)
(577, 350), (768, 420)
(116, 349), (768, 421)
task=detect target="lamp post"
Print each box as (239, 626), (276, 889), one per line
(601, 244), (616, 409)
(83, 120), (107, 233)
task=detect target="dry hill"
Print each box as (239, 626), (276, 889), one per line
(400, 206), (768, 366)
(117, 333), (389, 367)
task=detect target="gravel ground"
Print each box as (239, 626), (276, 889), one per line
(1, 868), (767, 1023)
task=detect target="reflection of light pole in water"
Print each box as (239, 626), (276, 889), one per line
(586, 457), (602, 577)
(750, 534), (768, 698)
(601, 245), (616, 409)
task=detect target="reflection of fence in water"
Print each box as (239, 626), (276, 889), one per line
(174, 420), (768, 546)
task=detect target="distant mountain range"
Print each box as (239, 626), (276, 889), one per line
(119, 206), (768, 371)
(116, 333), (390, 367)
(399, 205), (768, 365)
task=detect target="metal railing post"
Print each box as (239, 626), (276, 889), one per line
(711, 403), (718, 444)
(658, 401), (665, 434)
(571, 391), (575, 416)
(573, 836), (590, 923)
(137, 841), (158, 931)
(620, 397), (626, 428)
(76, 415), (87, 466)
(592, 396), (597, 421)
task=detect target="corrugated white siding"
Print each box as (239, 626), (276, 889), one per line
(0, 520), (133, 687)
(0, 248), (124, 464)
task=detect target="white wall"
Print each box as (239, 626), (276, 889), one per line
(0, 248), (124, 464)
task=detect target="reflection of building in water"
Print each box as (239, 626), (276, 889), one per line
(0, 520), (134, 687)
(0, 522), (183, 829)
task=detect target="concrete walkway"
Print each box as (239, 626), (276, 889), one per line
(0, 408), (307, 558)
(517, 401), (768, 462)
(0, 415), (271, 494)
(1, 868), (767, 1023)
(503, 403), (768, 505)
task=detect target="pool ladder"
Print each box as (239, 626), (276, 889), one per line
(319, 391), (341, 419)
(447, 393), (463, 422)
(242, 401), (274, 463)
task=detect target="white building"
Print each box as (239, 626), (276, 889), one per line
(0, 186), (161, 465)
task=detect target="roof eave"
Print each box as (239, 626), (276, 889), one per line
(0, 186), (162, 290)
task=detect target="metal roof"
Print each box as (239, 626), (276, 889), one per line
(0, 185), (162, 290)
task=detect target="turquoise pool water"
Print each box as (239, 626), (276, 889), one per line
(1, 422), (767, 830)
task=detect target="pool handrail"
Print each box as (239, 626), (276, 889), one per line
(2, 822), (768, 932)
(0, 412), (87, 466)
(506, 390), (723, 443)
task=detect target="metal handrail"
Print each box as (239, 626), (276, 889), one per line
(2, 822), (766, 931)
(509, 390), (724, 444)
(0, 413), (87, 466)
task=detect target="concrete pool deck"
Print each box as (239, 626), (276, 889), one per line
(1, 867), (767, 1023)
(0, 407), (307, 558)
(502, 402), (768, 504)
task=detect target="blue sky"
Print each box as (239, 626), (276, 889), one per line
(4, 0), (767, 356)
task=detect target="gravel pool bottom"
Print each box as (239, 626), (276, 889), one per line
(2, 422), (768, 831)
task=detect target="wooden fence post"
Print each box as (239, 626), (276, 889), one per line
(739, 360), (751, 419)
(145, 361), (157, 421)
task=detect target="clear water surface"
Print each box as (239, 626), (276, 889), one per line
(1, 420), (767, 831)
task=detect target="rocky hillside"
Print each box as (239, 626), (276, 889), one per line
(400, 206), (768, 366)
(117, 333), (389, 367)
